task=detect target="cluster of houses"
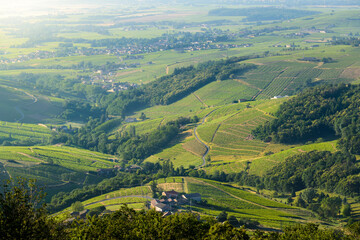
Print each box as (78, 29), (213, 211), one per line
(177, 42), (252, 52)
(150, 190), (202, 215)
(0, 50), (56, 64)
(85, 70), (139, 93)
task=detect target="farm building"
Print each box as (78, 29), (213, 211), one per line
(150, 200), (171, 212)
(162, 190), (179, 199)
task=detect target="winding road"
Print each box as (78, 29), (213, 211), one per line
(14, 89), (38, 122)
(194, 109), (217, 168)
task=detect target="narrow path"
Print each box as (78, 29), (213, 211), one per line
(253, 107), (276, 118)
(192, 93), (208, 108)
(0, 162), (11, 180)
(194, 109), (217, 168)
(17, 152), (45, 163)
(13, 89), (38, 122)
(209, 124), (221, 143)
(234, 78), (262, 91)
(14, 107), (25, 122)
(158, 118), (165, 127)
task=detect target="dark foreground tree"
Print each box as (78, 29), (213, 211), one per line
(0, 178), (65, 239)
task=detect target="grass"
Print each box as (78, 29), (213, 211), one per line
(144, 132), (203, 169)
(0, 6), (360, 226)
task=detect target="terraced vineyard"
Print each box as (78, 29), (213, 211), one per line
(56, 186), (153, 218)
(185, 178), (315, 229)
(197, 102), (276, 162)
(0, 146), (118, 199)
(144, 133), (203, 168)
(255, 62), (318, 99)
(237, 64), (285, 90)
(0, 121), (52, 143)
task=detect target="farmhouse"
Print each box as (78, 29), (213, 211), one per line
(150, 199), (171, 212)
(162, 190), (179, 199)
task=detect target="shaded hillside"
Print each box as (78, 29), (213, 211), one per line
(253, 84), (360, 154)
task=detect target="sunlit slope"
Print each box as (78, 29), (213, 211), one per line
(196, 100), (285, 161)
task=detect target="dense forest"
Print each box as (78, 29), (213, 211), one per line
(263, 150), (360, 196)
(253, 84), (360, 154)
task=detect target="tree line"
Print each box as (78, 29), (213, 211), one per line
(332, 37), (360, 47)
